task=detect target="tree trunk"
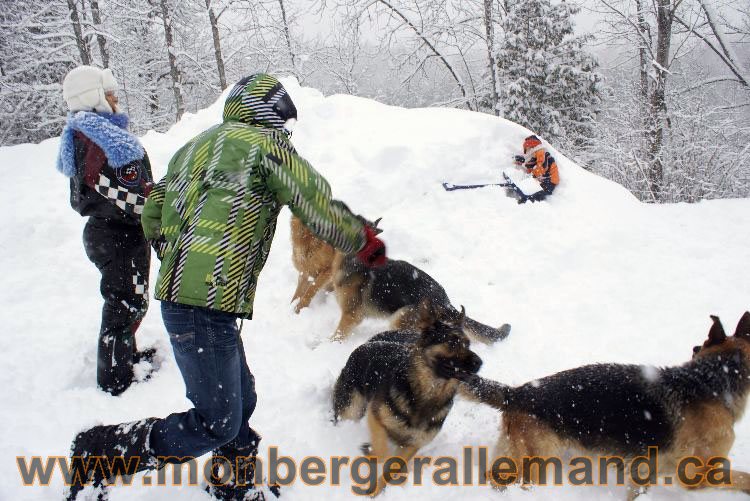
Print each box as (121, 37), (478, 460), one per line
(205, 0), (227, 89)
(89, 0), (109, 67)
(635, 0), (649, 104)
(66, 0), (92, 65)
(158, 0), (185, 120)
(635, 0), (650, 195)
(645, 0), (673, 201)
(483, 0), (499, 115)
(278, 0), (298, 78)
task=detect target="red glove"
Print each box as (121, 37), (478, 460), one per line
(356, 226), (387, 267)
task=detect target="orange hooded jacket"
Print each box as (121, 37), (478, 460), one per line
(524, 147), (559, 187)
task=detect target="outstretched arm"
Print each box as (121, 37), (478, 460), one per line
(260, 139), (366, 254)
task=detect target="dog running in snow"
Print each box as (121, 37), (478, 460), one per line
(289, 216), (511, 343)
(333, 301), (483, 495)
(462, 312), (750, 499)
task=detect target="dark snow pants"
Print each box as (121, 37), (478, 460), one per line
(150, 302), (258, 460)
(512, 178), (556, 203)
(83, 216), (150, 395)
(526, 180), (556, 202)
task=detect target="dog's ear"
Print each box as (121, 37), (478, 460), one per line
(354, 213), (383, 234)
(733, 311), (750, 340)
(457, 305), (466, 330)
(706, 315), (727, 346)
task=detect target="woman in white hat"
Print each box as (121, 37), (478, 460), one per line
(56, 65), (157, 395)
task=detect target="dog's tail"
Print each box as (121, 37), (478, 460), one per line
(332, 376), (352, 424)
(462, 315), (511, 344)
(460, 375), (510, 410)
(332, 348), (369, 423)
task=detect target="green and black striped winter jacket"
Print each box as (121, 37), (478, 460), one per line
(141, 74), (365, 318)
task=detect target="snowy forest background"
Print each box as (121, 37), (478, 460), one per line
(1, 0), (748, 203)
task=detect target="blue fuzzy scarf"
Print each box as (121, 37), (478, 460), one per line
(56, 112), (144, 177)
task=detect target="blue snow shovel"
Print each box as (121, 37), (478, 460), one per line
(442, 155), (524, 192)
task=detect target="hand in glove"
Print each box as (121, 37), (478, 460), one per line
(150, 235), (167, 260)
(356, 226), (386, 267)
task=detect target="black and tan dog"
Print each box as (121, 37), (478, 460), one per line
(290, 215), (338, 313)
(333, 301), (483, 495)
(464, 312), (750, 498)
(289, 214), (383, 313)
(289, 216), (510, 343)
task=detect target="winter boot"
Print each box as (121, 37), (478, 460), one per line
(65, 418), (159, 501)
(206, 428), (280, 500)
(97, 330), (136, 396)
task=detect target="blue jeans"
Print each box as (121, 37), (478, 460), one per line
(150, 302), (258, 459)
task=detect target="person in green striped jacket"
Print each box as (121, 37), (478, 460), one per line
(66, 74), (386, 501)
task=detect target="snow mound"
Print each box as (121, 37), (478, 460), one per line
(1, 77), (749, 500)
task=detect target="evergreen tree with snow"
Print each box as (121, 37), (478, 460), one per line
(496, 0), (600, 151)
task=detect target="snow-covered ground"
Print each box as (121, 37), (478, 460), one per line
(1, 78), (749, 500)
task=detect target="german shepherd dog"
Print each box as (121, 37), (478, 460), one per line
(289, 216), (511, 343)
(333, 301), (483, 496)
(463, 312), (750, 499)
(290, 215), (338, 313)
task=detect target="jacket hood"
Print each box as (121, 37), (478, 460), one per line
(222, 74), (298, 133)
(56, 111), (143, 177)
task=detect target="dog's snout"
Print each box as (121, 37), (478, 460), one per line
(468, 352), (483, 373)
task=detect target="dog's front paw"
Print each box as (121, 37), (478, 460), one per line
(365, 478), (387, 497)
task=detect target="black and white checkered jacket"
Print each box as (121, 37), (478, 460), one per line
(69, 128), (153, 223)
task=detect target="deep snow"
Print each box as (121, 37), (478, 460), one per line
(1, 78), (749, 500)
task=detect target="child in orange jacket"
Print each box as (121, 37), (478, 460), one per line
(513, 135), (559, 202)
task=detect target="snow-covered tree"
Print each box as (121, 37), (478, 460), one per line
(104, 0), (170, 133)
(333, 0), (480, 110)
(0, 0), (78, 145)
(496, 0), (601, 150)
(592, 53), (750, 202)
(106, 0), (222, 130)
(592, 0), (749, 202)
